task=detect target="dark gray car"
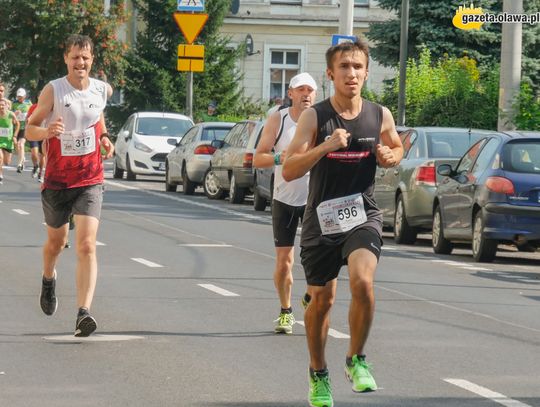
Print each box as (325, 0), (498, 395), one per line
(374, 127), (500, 244)
(204, 120), (264, 204)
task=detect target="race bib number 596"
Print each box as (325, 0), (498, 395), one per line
(316, 193), (367, 235)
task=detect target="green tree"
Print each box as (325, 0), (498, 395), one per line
(0, 0), (128, 98)
(513, 83), (540, 130)
(123, 0), (248, 122)
(381, 48), (499, 129)
(367, 0), (501, 68)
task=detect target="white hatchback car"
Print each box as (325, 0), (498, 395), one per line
(113, 112), (193, 180)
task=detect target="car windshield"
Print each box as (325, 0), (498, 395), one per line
(201, 128), (231, 142)
(136, 117), (192, 137)
(503, 141), (540, 174)
(427, 131), (487, 158)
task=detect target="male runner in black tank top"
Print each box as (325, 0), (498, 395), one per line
(283, 38), (403, 407)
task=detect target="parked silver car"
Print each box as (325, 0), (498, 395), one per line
(374, 127), (500, 244)
(204, 120), (264, 203)
(165, 122), (235, 194)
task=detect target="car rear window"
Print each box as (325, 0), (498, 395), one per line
(503, 141), (540, 174)
(427, 131), (487, 158)
(136, 117), (192, 137)
(201, 128), (231, 142)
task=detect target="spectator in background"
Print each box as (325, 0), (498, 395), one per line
(266, 96), (283, 117)
(199, 101), (219, 122)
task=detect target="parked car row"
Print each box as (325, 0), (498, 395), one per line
(113, 114), (539, 263)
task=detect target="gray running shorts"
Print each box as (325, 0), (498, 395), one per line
(41, 184), (103, 228)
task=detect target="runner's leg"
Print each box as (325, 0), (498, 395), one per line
(305, 280), (337, 370)
(43, 224), (69, 279)
(74, 214), (99, 309)
(274, 246), (294, 309)
(346, 248), (377, 357)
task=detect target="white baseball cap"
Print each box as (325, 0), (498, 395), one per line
(289, 73), (317, 91)
(16, 88), (26, 97)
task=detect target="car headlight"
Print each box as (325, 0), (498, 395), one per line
(134, 141), (152, 153)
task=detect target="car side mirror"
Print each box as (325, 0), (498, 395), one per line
(122, 130), (130, 140)
(437, 164), (453, 177)
(211, 139), (224, 149)
(167, 138), (177, 146)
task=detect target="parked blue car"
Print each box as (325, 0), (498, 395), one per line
(433, 131), (540, 262)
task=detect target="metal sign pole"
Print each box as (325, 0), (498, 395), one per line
(186, 71), (193, 119)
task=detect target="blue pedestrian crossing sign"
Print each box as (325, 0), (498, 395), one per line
(331, 34), (358, 46)
(178, 0), (205, 12)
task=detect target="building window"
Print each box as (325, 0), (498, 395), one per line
(270, 0), (301, 4)
(269, 50), (300, 100)
(354, 0), (369, 5)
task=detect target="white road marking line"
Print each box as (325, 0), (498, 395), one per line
(178, 244), (232, 247)
(377, 285), (540, 333)
(106, 180), (271, 224)
(43, 334), (144, 343)
(296, 321), (350, 339)
(460, 266), (491, 271)
(96, 241), (106, 246)
(431, 260), (473, 267)
(382, 246), (398, 250)
(12, 209), (29, 215)
(131, 258), (163, 268)
(198, 284), (239, 297)
(444, 378), (532, 407)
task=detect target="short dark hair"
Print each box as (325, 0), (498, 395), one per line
(64, 34), (94, 55)
(325, 37), (370, 70)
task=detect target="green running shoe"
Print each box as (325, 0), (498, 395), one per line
(309, 369), (333, 407)
(345, 354), (377, 392)
(274, 312), (295, 334)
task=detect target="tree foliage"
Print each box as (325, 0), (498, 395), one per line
(380, 48), (499, 129)
(122, 0), (249, 123)
(0, 0), (128, 99)
(367, 0), (501, 68)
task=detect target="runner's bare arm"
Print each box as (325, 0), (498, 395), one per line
(99, 112), (114, 159)
(283, 108), (350, 181)
(254, 110), (281, 168)
(11, 112), (20, 140)
(26, 84), (61, 141)
(376, 106), (403, 168)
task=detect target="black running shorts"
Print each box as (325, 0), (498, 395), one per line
(272, 199), (305, 247)
(300, 227), (382, 286)
(41, 184), (103, 228)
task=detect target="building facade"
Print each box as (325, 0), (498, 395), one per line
(221, 0), (396, 105)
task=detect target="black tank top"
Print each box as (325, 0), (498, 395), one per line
(301, 98), (383, 247)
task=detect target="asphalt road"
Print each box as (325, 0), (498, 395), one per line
(1, 163), (539, 407)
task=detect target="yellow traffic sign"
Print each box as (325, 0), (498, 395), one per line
(177, 44), (205, 72)
(173, 12), (208, 44)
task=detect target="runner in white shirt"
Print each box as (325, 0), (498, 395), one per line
(254, 72), (321, 334)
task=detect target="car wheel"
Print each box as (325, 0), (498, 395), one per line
(165, 163), (177, 192)
(432, 205), (453, 254)
(203, 168), (224, 200)
(112, 156), (124, 179)
(253, 177), (267, 211)
(229, 174), (246, 204)
(472, 210), (497, 262)
(126, 154), (136, 181)
(182, 165), (196, 195)
(394, 194), (418, 244)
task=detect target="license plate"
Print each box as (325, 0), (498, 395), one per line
(158, 162), (165, 171)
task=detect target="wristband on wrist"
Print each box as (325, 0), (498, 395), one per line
(274, 152), (281, 165)
(100, 132), (109, 141)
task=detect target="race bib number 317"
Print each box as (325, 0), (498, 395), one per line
(316, 193), (367, 235)
(60, 128), (96, 156)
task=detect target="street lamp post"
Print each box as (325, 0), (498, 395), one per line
(397, 0), (409, 126)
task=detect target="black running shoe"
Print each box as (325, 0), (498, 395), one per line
(16, 164), (23, 173)
(40, 275), (58, 316)
(74, 310), (97, 337)
(32, 166), (38, 178)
